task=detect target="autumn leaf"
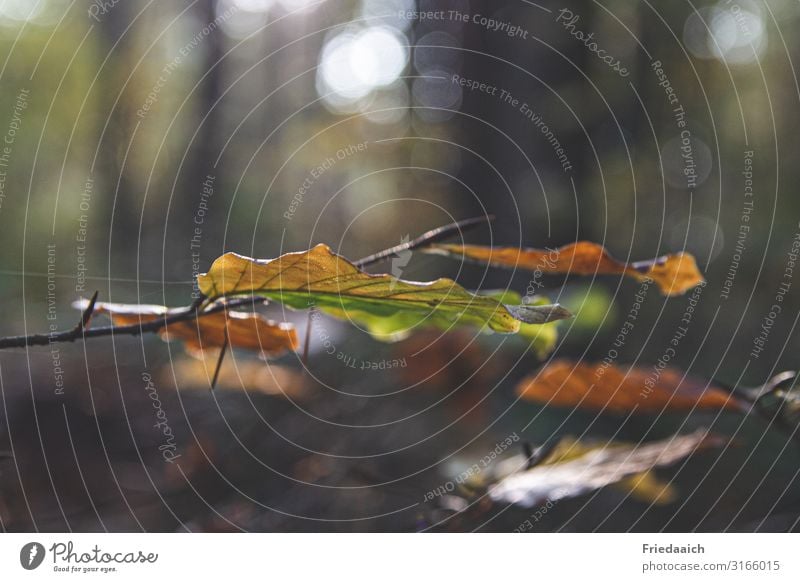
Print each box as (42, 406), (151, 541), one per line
(489, 430), (723, 508)
(516, 359), (747, 413)
(425, 241), (705, 296)
(535, 438), (677, 505)
(73, 300), (298, 358)
(492, 444), (676, 506)
(197, 244), (572, 341)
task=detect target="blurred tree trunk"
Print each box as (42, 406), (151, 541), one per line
(95, 1), (139, 255)
(176, 0), (224, 242)
(458, 0), (593, 246)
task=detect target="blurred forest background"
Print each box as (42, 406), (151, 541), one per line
(1, 0), (800, 531)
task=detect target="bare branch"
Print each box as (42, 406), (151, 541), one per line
(0, 296), (262, 349)
(353, 215), (494, 269)
(0, 216), (492, 350)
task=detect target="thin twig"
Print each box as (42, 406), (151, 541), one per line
(684, 371), (800, 448)
(73, 290), (99, 334)
(0, 296), (262, 349)
(302, 309), (314, 367)
(353, 215), (494, 269)
(522, 442), (535, 469)
(210, 326), (229, 390)
(752, 370), (797, 401)
(715, 370), (798, 404)
(189, 294), (207, 311)
(0, 216), (491, 350)
(522, 438), (560, 471)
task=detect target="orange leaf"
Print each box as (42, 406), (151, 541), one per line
(516, 359), (747, 413)
(73, 301), (298, 358)
(426, 241), (704, 296)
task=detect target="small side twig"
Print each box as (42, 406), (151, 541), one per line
(353, 215), (494, 269)
(72, 290), (99, 334)
(723, 371), (800, 448)
(302, 309), (314, 368)
(522, 438), (560, 471)
(210, 326), (229, 390)
(753, 370), (797, 401)
(188, 294), (207, 311)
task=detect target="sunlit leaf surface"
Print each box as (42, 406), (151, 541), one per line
(197, 244), (571, 341)
(489, 430), (723, 508)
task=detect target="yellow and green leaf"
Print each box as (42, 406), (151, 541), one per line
(197, 244), (571, 341)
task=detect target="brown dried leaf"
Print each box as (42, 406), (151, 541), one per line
(426, 241), (704, 296)
(516, 360), (747, 413)
(73, 300), (298, 358)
